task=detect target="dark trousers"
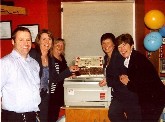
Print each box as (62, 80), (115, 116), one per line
(1, 109), (37, 122)
(48, 105), (61, 122)
(141, 102), (165, 122)
(39, 91), (49, 122)
(48, 85), (64, 122)
(108, 98), (141, 122)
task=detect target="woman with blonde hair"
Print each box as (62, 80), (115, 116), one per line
(48, 38), (79, 122)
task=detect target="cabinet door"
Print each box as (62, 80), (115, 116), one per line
(65, 109), (100, 122)
(99, 109), (110, 122)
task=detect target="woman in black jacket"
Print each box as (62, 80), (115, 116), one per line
(116, 33), (165, 122)
(48, 38), (79, 122)
(99, 33), (141, 122)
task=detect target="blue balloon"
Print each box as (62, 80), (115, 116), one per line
(159, 26), (165, 37)
(144, 32), (162, 51)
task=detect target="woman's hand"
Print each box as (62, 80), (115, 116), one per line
(162, 81), (165, 86)
(69, 65), (80, 78)
(69, 65), (79, 72)
(99, 78), (107, 87)
(119, 75), (130, 85)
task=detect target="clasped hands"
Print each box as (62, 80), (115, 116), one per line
(119, 74), (130, 85)
(99, 74), (130, 87)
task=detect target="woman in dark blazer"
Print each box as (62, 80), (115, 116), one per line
(116, 33), (165, 122)
(48, 38), (79, 122)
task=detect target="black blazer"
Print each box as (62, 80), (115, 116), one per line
(105, 48), (127, 88)
(29, 48), (48, 78)
(105, 48), (138, 102)
(127, 50), (165, 104)
(29, 48), (72, 92)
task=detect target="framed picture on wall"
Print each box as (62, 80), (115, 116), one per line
(0, 21), (12, 40)
(18, 24), (39, 42)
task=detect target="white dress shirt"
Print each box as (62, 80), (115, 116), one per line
(124, 56), (130, 68)
(0, 50), (41, 113)
(124, 51), (132, 68)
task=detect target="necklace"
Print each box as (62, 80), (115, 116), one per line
(41, 56), (48, 64)
(44, 59), (47, 63)
(42, 58), (47, 63)
(42, 58), (48, 67)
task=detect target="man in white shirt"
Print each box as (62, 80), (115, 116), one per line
(0, 27), (41, 122)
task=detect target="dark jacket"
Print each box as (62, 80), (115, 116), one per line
(49, 55), (72, 93)
(105, 48), (138, 102)
(29, 48), (49, 78)
(29, 48), (72, 93)
(127, 50), (165, 104)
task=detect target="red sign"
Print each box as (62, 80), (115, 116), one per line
(100, 92), (105, 100)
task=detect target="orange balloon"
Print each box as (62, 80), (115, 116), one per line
(144, 10), (165, 30)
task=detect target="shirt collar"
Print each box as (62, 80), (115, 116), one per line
(124, 50), (132, 68)
(11, 49), (31, 62)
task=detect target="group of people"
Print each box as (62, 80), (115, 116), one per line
(1, 26), (165, 122)
(99, 33), (165, 122)
(1, 27), (79, 122)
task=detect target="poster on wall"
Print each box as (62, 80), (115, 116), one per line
(0, 21), (12, 40)
(19, 24), (39, 42)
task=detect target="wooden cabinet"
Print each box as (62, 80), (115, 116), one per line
(65, 108), (110, 122)
(99, 109), (110, 122)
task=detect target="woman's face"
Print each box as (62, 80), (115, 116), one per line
(118, 42), (134, 58)
(39, 33), (52, 52)
(53, 41), (64, 55)
(101, 39), (114, 54)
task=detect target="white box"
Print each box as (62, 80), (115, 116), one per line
(64, 77), (111, 108)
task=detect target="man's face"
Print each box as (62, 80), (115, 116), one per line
(12, 31), (32, 58)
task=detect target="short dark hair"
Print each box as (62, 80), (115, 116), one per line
(12, 27), (31, 41)
(100, 33), (116, 44)
(116, 33), (134, 46)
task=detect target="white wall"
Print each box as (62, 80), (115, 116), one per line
(62, 1), (135, 65)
